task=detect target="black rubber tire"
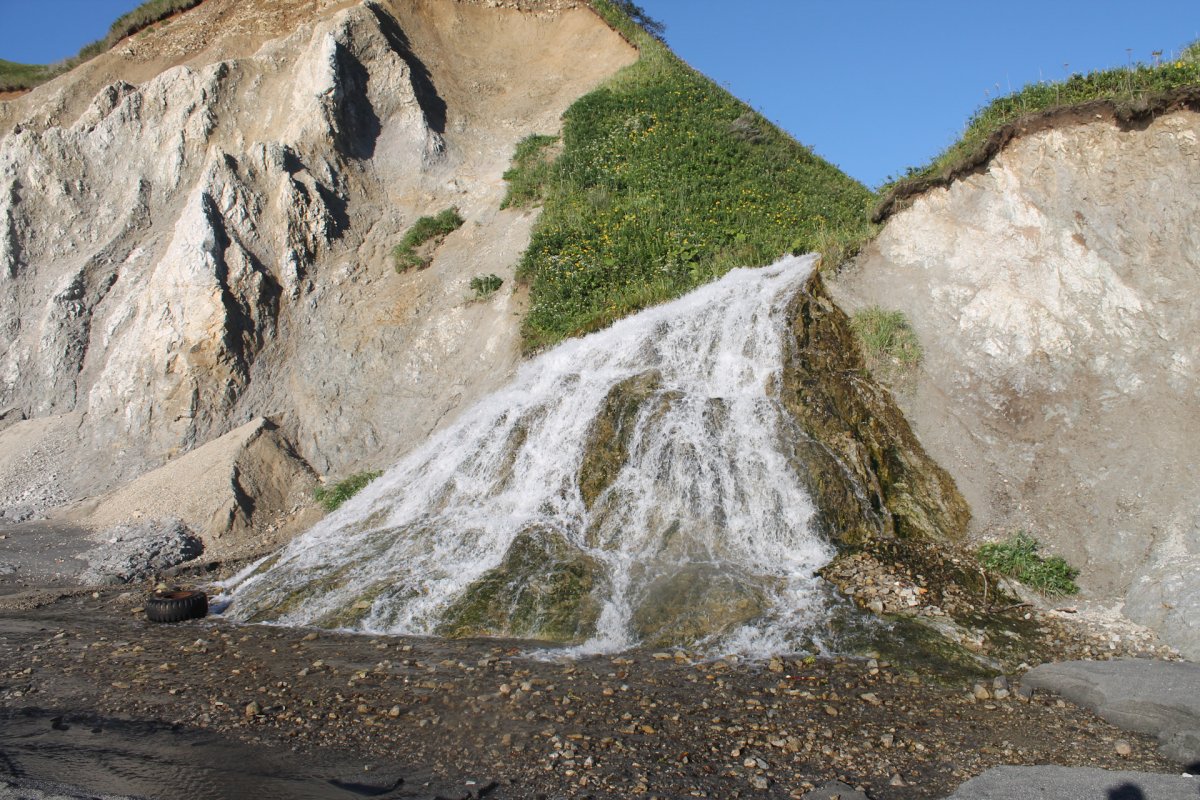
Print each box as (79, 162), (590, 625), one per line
(146, 590), (208, 623)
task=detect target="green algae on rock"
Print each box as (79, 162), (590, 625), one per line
(777, 271), (1050, 671)
(779, 271), (970, 549)
(437, 527), (607, 643)
(631, 564), (766, 648)
(578, 370), (679, 510)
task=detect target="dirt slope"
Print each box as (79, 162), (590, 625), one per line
(0, 0), (635, 541)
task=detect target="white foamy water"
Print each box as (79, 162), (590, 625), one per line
(227, 255), (836, 655)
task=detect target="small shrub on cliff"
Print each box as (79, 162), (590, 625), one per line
(314, 471), (383, 512)
(977, 532), (1079, 597)
(393, 208), (464, 272)
(0, 60), (53, 92)
(850, 307), (922, 374)
(470, 273), (503, 299)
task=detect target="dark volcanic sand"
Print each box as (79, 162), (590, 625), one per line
(0, 579), (1185, 800)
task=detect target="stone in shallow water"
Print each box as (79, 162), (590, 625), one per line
(436, 527), (605, 643)
(577, 369), (676, 511)
(631, 564), (766, 648)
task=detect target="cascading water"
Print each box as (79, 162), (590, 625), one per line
(227, 255), (840, 655)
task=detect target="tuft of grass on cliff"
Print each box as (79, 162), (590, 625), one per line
(0, 0), (205, 92)
(877, 40), (1200, 217)
(314, 470), (383, 513)
(0, 60), (52, 92)
(507, 0), (875, 351)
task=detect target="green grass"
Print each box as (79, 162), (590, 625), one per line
(314, 471), (383, 512)
(510, 0), (874, 351)
(501, 135), (560, 209)
(0, 0), (205, 92)
(879, 40), (1200, 212)
(470, 273), (504, 300)
(977, 532), (1079, 597)
(850, 306), (922, 375)
(392, 208), (464, 272)
(0, 60), (53, 92)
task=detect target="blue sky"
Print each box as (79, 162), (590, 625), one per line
(2, 0), (1197, 188)
(640, 0), (1199, 186)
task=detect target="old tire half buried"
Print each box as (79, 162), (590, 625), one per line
(146, 590), (208, 623)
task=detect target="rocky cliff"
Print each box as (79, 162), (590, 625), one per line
(831, 109), (1200, 659)
(0, 0), (635, 552)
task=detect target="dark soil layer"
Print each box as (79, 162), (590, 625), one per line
(0, 585), (1181, 800)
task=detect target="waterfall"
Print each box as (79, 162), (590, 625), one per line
(227, 255), (837, 655)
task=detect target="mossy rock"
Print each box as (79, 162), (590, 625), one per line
(436, 527), (605, 643)
(578, 370), (679, 509)
(631, 564), (766, 648)
(778, 272), (971, 551)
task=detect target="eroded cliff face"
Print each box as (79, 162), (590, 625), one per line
(0, 0), (635, 541)
(831, 110), (1200, 659)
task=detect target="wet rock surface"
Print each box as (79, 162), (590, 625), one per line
(0, 580), (1189, 800)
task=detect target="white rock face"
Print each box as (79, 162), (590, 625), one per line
(0, 0), (635, 540)
(832, 111), (1200, 659)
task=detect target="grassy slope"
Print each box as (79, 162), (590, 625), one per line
(877, 44), (1200, 219)
(511, 0), (874, 350)
(0, 60), (52, 91)
(0, 0), (205, 91)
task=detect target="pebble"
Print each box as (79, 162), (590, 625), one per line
(1115, 740), (1132, 756)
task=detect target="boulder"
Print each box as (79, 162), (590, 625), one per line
(1023, 659), (1200, 767)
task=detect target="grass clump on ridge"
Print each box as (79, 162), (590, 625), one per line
(392, 208), (464, 272)
(0, 60), (53, 92)
(501, 134), (560, 209)
(0, 0), (205, 92)
(879, 40), (1200, 214)
(508, 0), (875, 351)
(314, 471), (383, 513)
(977, 532), (1079, 597)
(850, 306), (922, 376)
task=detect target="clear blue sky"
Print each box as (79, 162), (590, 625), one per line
(640, 0), (1199, 187)
(2, 0), (1197, 188)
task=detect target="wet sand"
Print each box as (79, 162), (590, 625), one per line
(0, 575), (1186, 800)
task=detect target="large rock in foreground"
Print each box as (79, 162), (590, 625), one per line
(1023, 658), (1200, 766)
